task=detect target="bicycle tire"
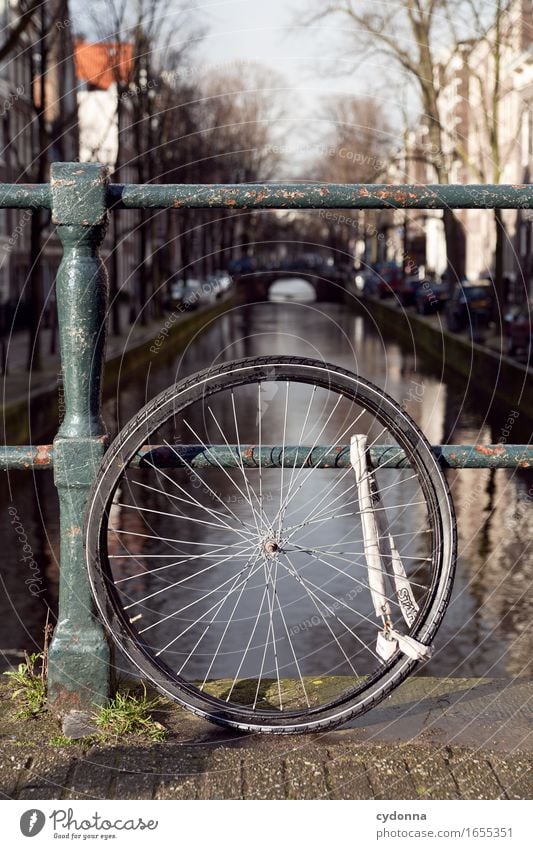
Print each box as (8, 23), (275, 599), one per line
(85, 355), (456, 733)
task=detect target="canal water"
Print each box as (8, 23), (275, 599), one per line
(2, 287), (532, 681)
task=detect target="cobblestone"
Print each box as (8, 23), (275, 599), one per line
(1, 677), (531, 800)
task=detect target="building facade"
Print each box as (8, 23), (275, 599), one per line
(74, 38), (138, 309)
(431, 0), (533, 296)
(0, 0), (79, 320)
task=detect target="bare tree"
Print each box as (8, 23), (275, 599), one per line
(89, 0), (203, 326)
(304, 0), (468, 280)
(310, 95), (393, 264)
(305, 0), (532, 305)
(0, 0), (41, 62)
(198, 62), (286, 271)
(14, 0), (78, 369)
(155, 61), (287, 281)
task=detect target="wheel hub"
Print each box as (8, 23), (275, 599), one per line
(262, 538), (281, 558)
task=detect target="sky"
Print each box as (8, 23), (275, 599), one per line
(73, 0), (407, 110)
(199, 0), (341, 82)
(196, 0), (395, 101)
(71, 0), (415, 173)
(192, 0), (411, 171)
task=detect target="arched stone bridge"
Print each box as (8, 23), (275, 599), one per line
(233, 267), (353, 302)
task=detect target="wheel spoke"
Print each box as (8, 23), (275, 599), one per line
(179, 423), (259, 520)
(176, 573), (244, 675)
(131, 476), (256, 537)
(272, 581), (310, 708)
(122, 543), (258, 608)
(253, 556), (280, 710)
(282, 421), (390, 531)
(161, 438), (255, 535)
(284, 385), (317, 509)
(289, 546), (403, 613)
(111, 528), (243, 547)
(273, 402), (370, 530)
(114, 501), (254, 537)
(283, 500), (427, 538)
(268, 393), (347, 530)
(199, 551), (263, 687)
(113, 540), (253, 583)
(276, 381), (290, 540)
(90, 357), (454, 730)
(258, 382), (264, 537)
(283, 554), (361, 676)
(140, 558), (259, 634)
(208, 399), (269, 535)
(225, 582), (269, 703)
(282, 553), (386, 657)
(287, 544), (430, 590)
(154, 558), (266, 655)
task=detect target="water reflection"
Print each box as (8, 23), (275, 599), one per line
(1, 300), (531, 679)
(107, 380), (433, 688)
(269, 277), (316, 302)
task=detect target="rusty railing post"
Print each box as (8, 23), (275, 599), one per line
(47, 162), (111, 714)
(0, 170), (530, 715)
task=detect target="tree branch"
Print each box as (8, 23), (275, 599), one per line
(0, 0), (41, 62)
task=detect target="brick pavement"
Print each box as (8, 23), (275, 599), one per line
(1, 677), (531, 800)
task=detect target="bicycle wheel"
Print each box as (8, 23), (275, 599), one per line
(85, 356), (456, 733)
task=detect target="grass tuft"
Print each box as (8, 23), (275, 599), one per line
(2, 612), (52, 720)
(3, 652), (47, 719)
(49, 735), (78, 747)
(94, 685), (165, 741)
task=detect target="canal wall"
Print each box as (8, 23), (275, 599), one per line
(4, 296), (235, 444)
(351, 295), (533, 420)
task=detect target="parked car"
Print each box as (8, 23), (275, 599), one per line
(445, 281), (493, 332)
(168, 278), (205, 310)
(505, 299), (532, 357)
(414, 280), (450, 314)
(211, 270), (233, 296)
(228, 257), (257, 274)
(368, 264), (403, 299)
(503, 303), (522, 335)
(353, 270), (374, 293)
(362, 274), (380, 298)
(398, 275), (424, 307)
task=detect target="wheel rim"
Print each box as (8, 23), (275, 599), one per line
(86, 358), (456, 730)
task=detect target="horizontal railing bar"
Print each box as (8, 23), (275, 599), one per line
(0, 184), (52, 209)
(1, 445), (55, 469)
(3, 444), (530, 470)
(108, 183), (533, 210)
(133, 444), (533, 470)
(1, 182), (530, 211)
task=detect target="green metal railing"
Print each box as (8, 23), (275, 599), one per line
(1, 162), (531, 714)
(2, 442), (533, 471)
